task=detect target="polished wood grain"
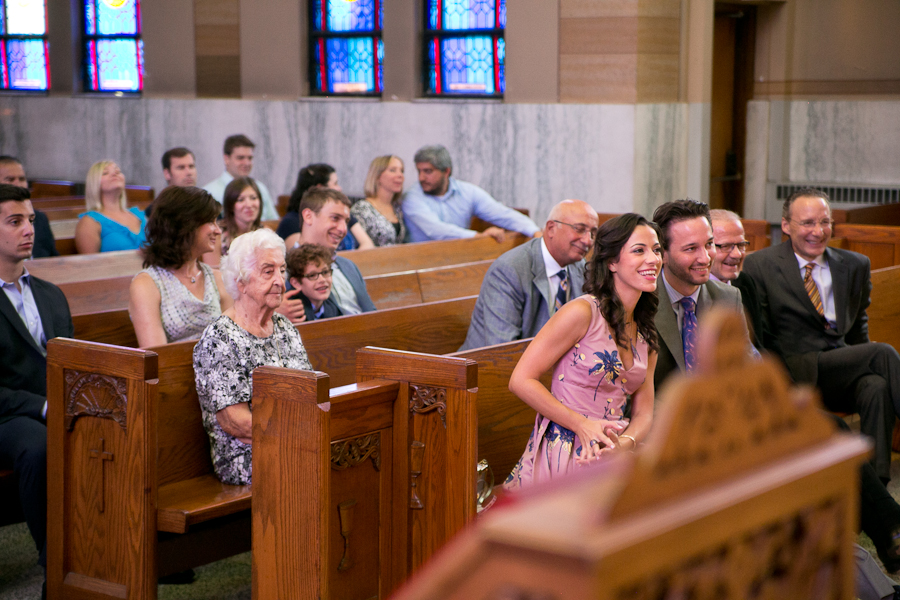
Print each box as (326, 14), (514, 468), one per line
(340, 233), (526, 277)
(47, 338), (252, 599)
(833, 204), (900, 227)
(299, 296), (477, 387)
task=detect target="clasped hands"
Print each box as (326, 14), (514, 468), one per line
(575, 418), (631, 465)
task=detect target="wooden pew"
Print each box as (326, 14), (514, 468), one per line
(28, 234), (523, 286)
(30, 180), (78, 198)
(392, 312), (869, 599)
(833, 203), (900, 227)
(832, 223), (900, 270)
(46, 339), (478, 599)
(299, 296), (477, 387)
(742, 218), (772, 251)
(341, 233), (527, 277)
(47, 338), (252, 600)
(252, 347), (478, 598)
(450, 340), (543, 483)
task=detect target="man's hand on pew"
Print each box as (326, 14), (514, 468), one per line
(476, 226), (507, 243)
(276, 288), (307, 325)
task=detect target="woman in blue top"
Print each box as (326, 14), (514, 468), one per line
(75, 160), (147, 253)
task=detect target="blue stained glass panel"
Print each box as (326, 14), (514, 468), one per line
(85, 0), (139, 35)
(314, 36), (382, 94)
(5, 38), (47, 89)
(439, 36), (495, 94)
(426, 0), (504, 31)
(313, 0), (380, 33)
(0, 2), (5, 35)
(5, 0), (46, 35)
(88, 38), (142, 91)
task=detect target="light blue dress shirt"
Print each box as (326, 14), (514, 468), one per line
(0, 269), (46, 355)
(402, 177), (539, 243)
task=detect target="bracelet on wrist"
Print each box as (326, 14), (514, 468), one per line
(619, 434), (637, 451)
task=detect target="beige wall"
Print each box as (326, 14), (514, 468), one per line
(143, 0), (196, 97)
(558, 0), (681, 103)
(755, 0), (900, 98)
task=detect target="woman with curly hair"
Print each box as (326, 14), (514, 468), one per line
(505, 213), (661, 489)
(128, 186), (232, 347)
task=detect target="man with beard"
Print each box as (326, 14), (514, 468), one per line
(402, 144), (540, 243)
(651, 199), (744, 389)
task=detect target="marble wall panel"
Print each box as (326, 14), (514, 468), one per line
(788, 101), (900, 185)
(633, 102), (688, 218)
(0, 97), (641, 226)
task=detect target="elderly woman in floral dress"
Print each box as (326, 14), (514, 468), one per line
(193, 228), (311, 484)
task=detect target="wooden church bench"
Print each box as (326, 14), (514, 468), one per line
(251, 347), (478, 598)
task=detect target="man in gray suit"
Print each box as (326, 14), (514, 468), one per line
(459, 199), (599, 351)
(743, 187), (900, 481)
(652, 199), (745, 390)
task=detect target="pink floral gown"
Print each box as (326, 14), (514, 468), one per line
(504, 295), (649, 489)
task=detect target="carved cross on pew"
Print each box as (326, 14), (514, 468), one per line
(89, 438), (114, 513)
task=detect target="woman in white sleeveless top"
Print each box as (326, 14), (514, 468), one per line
(129, 186), (232, 347)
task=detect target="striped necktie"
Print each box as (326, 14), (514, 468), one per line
(555, 269), (568, 312)
(680, 297), (698, 372)
(804, 263), (825, 317)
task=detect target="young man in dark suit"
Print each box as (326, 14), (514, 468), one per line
(0, 156), (58, 258)
(0, 184), (74, 583)
(743, 187), (900, 482)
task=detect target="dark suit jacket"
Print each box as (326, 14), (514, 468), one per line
(459, 237), (586, 351)
(332, 255), (376, 313)
(0, 275), (74, 424)
(32, 210), (59, 258)
(732, 272), (764, 350)
(654, 276), (744, 390)
(742, 240), (871, 384)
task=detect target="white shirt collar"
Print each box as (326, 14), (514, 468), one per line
(539, 237), (565, 280)
(794, 252), (827, 270)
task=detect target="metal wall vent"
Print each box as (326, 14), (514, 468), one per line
(775, 184), (900, 205)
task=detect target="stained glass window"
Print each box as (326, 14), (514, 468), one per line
(424, 0), (505, 97)
(83, 0), (143, 92)
(0, 0), (49, 91)
(309, 0), (383, 96)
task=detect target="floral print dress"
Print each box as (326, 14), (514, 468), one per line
(504, 295), (649, 489)
(193, 313), (312, 485)
(350, 199), (407, 246)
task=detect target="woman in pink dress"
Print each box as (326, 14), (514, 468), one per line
(505, 213), (662, 489)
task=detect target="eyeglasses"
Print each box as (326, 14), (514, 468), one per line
(552, 220), (598, 239)
(301, 268), (333, 281)
(714, 242), (750, 254)
(790, 218), (834, 231)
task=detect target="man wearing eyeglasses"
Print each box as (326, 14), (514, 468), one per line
(743, 187), (900, 482)
(709, 209), (763, 349)
(459, 199), (598, 351)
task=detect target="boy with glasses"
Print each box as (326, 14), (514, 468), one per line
(286, 244), (343, 321)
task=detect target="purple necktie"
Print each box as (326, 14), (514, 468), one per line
(680, 297), (698, 372)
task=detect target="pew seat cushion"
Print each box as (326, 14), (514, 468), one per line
(157, 475), (251, 534)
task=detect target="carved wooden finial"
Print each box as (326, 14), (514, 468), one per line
(608, 307), (834, 520)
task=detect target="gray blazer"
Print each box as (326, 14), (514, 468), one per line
(459, 237), (586, 351)
(742, 240), (871, 384)
(653, 276), (744, 390)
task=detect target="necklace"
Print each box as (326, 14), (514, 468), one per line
(175, 262), (201, 284)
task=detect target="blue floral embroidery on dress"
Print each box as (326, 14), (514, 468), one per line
(544, 421), (576, 470)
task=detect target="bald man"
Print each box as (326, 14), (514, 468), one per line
(459, 199), (599, 350)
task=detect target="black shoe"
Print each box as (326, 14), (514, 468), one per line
(41, 579), (46, 600)
(878, 529), (900, 574)
(158, 569), (196, 585)
(892, 584), (900, 600)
